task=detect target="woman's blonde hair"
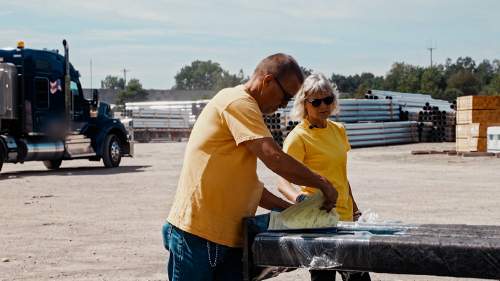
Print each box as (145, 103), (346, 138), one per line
(291, 72), (339, 120)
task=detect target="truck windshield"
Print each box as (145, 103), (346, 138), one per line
(0, 63), (18, 119)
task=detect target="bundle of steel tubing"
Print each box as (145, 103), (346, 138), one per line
(400, 102), (456, 142)
(263, 112), (286, 147)
(332, 99), (400, 123)
(125, 100), (210, 127)
(344, 121), (418, 147)
(365, 90), (455, 110)
(267, 99), (419, 147)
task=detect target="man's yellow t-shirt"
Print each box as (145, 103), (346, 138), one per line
(283, 119), (353, 221)
(167, 85), (272, 247)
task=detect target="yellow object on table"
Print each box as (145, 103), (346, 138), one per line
(268, 193), (339, 230)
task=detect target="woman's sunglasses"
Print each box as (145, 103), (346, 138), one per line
(306, 96), (335, 107)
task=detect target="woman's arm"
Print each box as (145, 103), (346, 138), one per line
(348, 181), (362, 221)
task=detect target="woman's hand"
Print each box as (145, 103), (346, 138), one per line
(353, 210), (362, 221)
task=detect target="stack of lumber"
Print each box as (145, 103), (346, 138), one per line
(456, 96), (500, 152)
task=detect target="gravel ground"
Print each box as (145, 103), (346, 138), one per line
(1, 142), (499, 281)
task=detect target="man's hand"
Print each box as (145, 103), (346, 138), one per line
(295, 193), (308, 203)
(244, 137), (339, 209)
(318, 176), (338, 212)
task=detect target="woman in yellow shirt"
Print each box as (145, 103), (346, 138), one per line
(278, 73), (370, 281)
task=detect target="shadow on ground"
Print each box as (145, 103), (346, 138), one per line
(0, 165), (151, 180)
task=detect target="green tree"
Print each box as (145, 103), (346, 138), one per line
(116, 79), (148, 105)
(420, 66), (446, 98)
(331, 73), (353, 93)
(173, 60), (245, 91)
(493, 59), (500, 74)
(354, 84), (370, 98)
(447, 70), (481, 96)
(475, 59), (495, 86)
(444, 57), (477, 84)
(482, 73), (500, 96)
(213, 69), (247, 92)
(330, 72), (383, 95)
(101, 75), (125, 90)
(441, 88), (464, 102)
(384, 62), (423, 93)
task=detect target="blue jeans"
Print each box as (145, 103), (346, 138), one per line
(162, 223), (244, 281)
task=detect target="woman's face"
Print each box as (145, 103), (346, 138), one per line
(304, 91), (335, 121)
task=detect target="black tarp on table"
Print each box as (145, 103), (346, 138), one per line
(244, 214), (500, 280)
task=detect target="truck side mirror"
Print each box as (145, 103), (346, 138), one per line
(92, 89), (99, 107)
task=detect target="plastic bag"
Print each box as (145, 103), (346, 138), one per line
(269, 192), (339, 230)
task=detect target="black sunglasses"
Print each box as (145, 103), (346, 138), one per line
(274, 78), (294, 104)
(306, 96), (335, 107)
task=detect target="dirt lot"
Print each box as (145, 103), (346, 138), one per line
(1, 142), (499, 281)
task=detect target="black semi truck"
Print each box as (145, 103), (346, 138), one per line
(0, 40), (133, 173)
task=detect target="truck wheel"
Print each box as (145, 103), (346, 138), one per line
(43, 159), (62, 170)
(102, 134), (122, 168)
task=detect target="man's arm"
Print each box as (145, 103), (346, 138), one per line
(244, 137), (338, 211)
(259, 187), (292, 211)
(277, 177), (302, 203)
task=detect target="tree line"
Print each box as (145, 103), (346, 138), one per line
(101, 56), (500, 104)
(332, 57), (500, 101)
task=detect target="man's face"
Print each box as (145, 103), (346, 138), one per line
(260, 74), (302, 114)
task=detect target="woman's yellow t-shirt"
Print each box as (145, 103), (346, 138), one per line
(283, 119), (353, 221)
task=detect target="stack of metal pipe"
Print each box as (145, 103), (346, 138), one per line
(125, 100), (210, 127)
(332, 99), (399, 123)
(344, 121), (418, 147)
(263, 112), (286, 147)
(366, 90), (454, 110)
(266, 98), (419, 147)
(400, 102), (456, 142)
(124, 100), (210, 142)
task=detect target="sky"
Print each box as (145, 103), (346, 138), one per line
(0, 0), (498, 89)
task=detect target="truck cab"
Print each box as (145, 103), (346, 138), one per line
(0, 40), (133, 172)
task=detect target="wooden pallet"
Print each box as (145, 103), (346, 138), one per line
(457, 96), (500, 110)
(456, 109), (500, 125)
(456, 123), (500, 138)
(456, 137), (487, 152)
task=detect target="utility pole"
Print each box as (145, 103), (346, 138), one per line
(427, 47), (436, 68)
(122, 68), (130, 86)
(427, 41), (437, 68)
(90, 59), (93, 91)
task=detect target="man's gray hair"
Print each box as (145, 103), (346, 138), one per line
(291, 72), (339, 120)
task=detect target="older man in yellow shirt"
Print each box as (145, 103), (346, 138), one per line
(164, 54), (338, 281)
